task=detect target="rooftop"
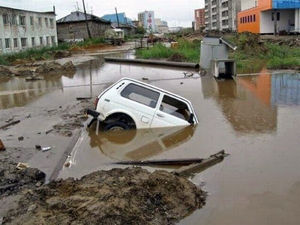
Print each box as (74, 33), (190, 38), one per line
(57, 11), (110, 24)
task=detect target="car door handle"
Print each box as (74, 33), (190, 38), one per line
(157, 113), (164, 118)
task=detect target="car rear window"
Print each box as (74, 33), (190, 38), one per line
(121, 83), (160, 108)
(160, 95), (191, 121)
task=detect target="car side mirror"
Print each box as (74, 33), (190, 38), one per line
(188, 113), (194, 124)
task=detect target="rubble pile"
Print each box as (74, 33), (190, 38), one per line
(3, 167), (206, 225)
(35, 61), (76, 75)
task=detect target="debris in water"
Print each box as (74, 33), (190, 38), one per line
(0, 120), (20, 130)
(142, 77), (149, 80)
(18, 136), (24, 141)
(41, 147), (51, 152)
(35, 145), (41, 150)
(45, 129), (53, 134)
(76, 97), (92, 101)
(16, 162), (29, 170)
(0, 139), (5, 151)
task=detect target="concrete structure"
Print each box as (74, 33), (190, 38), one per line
(204, 0), (241, 31)
(0, 6), (57, 54)
(200, 36), (237, 78)
(138, 11), (156, 33)
(57, 11), (111, 42)
(155, 18), (169, 33)
(238, 0), (300, 33)
(194, 8), (205, 30)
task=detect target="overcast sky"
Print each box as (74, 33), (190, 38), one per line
(0, 0), (204, 27)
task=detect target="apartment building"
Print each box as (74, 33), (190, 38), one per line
(138, 11), (156, 33)
(194, 8), (205, 30)
(0, 6), (57, 54)
(238, 0), (300, 34)
(205, 0), (241, 31)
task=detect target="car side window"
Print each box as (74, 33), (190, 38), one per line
(121, 83), (160, 108)
(160, 95), (191, 121)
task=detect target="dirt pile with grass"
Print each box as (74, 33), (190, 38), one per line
(3, 167), (206, 225)
(227, 32), (300, 72)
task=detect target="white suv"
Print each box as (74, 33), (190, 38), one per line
(87, 78), (198, 130)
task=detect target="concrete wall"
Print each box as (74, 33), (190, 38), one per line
(0, 7), (57, 54)
(260, 9), (295, 33)
(241, 0), (257, 11)
(57, 21), (110, 41)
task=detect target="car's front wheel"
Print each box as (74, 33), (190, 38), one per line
(103, 121), (130, 131)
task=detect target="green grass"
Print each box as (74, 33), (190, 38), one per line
(136, 39), (200, 63)
(228, 33), (300, 72)
(0, 38), (107, 65)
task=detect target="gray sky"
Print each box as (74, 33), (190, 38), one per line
(0, 0), (204, 27)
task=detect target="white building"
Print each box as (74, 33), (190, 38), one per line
(0, 6), (57, 54)
(155, 18), (169, 33)
(138, 11), (156, 33)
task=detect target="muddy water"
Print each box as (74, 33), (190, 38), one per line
(1, 55), (300, 224)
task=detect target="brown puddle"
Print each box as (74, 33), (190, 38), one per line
(1, 54), (300, 224)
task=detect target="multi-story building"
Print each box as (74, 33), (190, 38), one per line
(0, 6), (57, 54)
(194, 8), (205, 30)
(238, 0), (300, 33)
(138, 11), (156, 33)
(205, 0), (241, 31)
(155, 18), (169, 33)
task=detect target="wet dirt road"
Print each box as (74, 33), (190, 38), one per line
(1, 54), (300, 224)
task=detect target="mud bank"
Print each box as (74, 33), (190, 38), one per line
(3, 167), (206, 225)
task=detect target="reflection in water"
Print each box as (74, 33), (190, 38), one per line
(201, 75), (278, 134)
(88, 126), (195, 161)
(0, 77), (63, 109)
(271, 73), (300, 106)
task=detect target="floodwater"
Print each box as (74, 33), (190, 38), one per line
(1, 54), (300, 225)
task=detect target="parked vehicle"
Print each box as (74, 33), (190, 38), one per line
(104, 28), (124, 45)
(87, 78), (198, 131)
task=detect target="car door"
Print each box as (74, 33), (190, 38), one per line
(117, 83), (160, 128)
(151, 94), (192, 128)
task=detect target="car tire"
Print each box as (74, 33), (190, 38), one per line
(103, 121), (130, 131)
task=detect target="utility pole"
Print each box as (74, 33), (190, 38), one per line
(115, 7), (120, 28)
(82, 0), (92, 39)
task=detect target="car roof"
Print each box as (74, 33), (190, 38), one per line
(117, 77), (193, 105)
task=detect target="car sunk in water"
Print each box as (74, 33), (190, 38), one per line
(87, 78), (198, 131)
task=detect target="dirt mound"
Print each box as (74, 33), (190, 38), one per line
(53, 50), (72, 59)
(168, 53), (187, 62)
(0, 66), (13, 77)
(35, 61), (76, 75)
(0, 160), (45, 197)
(4, 168), (206, 225)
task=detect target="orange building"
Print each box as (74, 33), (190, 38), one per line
(238, 0), (300, 33)
(194, 8), (205, 31)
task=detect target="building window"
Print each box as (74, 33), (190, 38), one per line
(222, 20), (228, 26)
(3, 14), (9, 25)
(0, 39), (2, 50)
(31, 37), (35, 46)
(20, 16), (26, 25)
(21, 38), (27, 48)
(277, 12), (280, 21)
(50, 19), (54, 28)
(30, 16), (34, 26)
(250, 15), (252, 22)
(14, 38), (18, 48)
(46, 36), (50, 46)
(5, 39), (10, 49)
(40, 37), (43, 46)
(12, 15), (17, 25)
(51, 36), (56, 45)
(38, 17), (42, 26)
(45, 18), (48, 27)
(253, 14), (256, 22)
